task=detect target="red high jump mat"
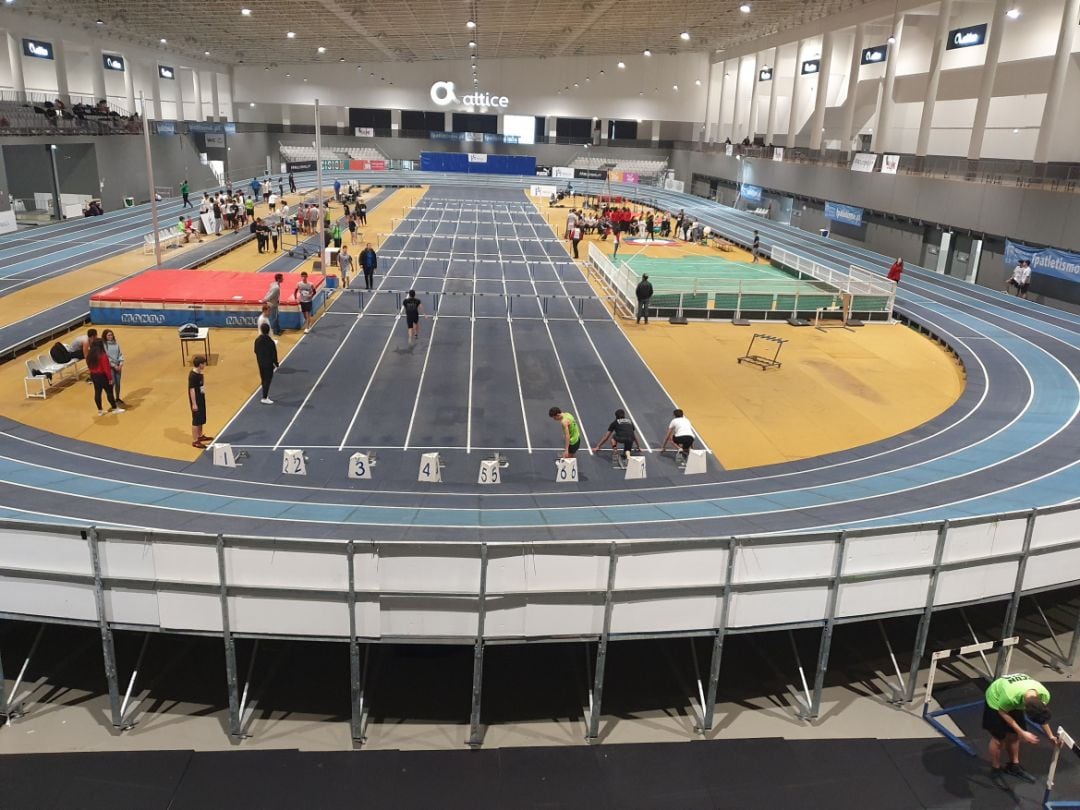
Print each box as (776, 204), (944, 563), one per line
(90, 270), (328, 329)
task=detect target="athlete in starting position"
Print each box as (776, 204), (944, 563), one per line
(549, 406), (581, 458)
(592, 409), (640, 457)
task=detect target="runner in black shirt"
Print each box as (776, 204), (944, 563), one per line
(402, 289), (424, 343)
(592, 408), (640, 457)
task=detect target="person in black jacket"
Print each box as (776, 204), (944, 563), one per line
(359, 243), (378, 290)
(254, 323), (279, 404)
(635, 274), (654, 324)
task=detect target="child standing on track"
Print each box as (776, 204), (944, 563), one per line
(549, 406), (581, 458)
(402, 290), (424, 343)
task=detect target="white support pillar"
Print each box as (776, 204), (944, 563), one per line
(390, 108), (401, 133)
(123, 59), (136, 116)
(53, 39), (70, 106)
(175, 67), (186, 121)
(600, 118), (609, 142)
(916, 0), (952, 157)
(650, 120), (660, 143)
(747, 53), (763, 141)
(210, 72), (221, 119)
(281, 104), (291, 127)
(731, 56), (753, 143)
(715, 61), (727, 141)
(6, 33), (25, 100)
(808, 31), (835, 151)
(764, 47), (780, 145)
(228, 65), (239, 122)
(786, 41), (806, 148)
(1034, 0), (1080, 164)
(152, 66), (163, 120)
(967, 0), (1009, 160)
(447, 111), (455, 133)
(841, 25), (865, 155)
(92, 50), (108, 104)
(872, 18), (904, 154)
(192, 70), (203, 122)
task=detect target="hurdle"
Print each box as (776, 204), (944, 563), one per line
(737, 333), (787, 370)
(922, 635), (1019, 756)
(1044, 726), (1080, 808)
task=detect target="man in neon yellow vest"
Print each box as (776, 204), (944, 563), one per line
(983, 673), (1059, 788)
(549, 406), (580, 458)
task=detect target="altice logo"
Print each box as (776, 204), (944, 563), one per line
(430, 81), (509, 108)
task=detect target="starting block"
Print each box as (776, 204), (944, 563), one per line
(683, 449), (707, 475)
(478, 459), (501, 485)
(555, 457), (578, 483)
(213, 443), (238, 467)
(348, 452), (376, 480)
(624, 454), (646, 480)
(282, 448), (307, 475)
(418, 452), (444, 483)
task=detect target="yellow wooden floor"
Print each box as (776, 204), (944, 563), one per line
(528, 192), (965, 469)
(0, 186), (424, 461)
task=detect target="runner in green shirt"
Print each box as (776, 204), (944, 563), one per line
(982, 673), (1059, 788)
(549, 406), (581, 458)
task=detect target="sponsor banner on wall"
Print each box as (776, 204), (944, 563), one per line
(861, 45), (888, 65)
(467, 152), (488, 163)
(801, 59), (820, 75)
(355, 127), (375, 137)
(531, 185), (557, 197)
(881, 154), (900, 174)
(773, 147), (784, 162)
(321, 160), (344, 171)
(574, 168), (606, 180)
(188, 122), (236, 135)
(622, 172), (640, 184)
(947, 23), (987, 50)
(663, 178), (685, 193)
(1005, 240), (1080, 284)
(535, 165), (551, 177)
(103, 54), (125, 72)
(22, 39), (53, 60)
(155, 121), (176, 136)
(824, 201), (865, 227)
(551, 166), (575, 179)
(725, 143), (734, 156)
(464, 132), (484, 142)
(608, 170), (624, 183)
(851, 152), (878, 172)
(429, 131), (463, 141)
(286, 160), (317, 173)
(204, 133), (225, 148)
(741, 184), (763, 203)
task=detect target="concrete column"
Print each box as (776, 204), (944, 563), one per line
(192, 70), (203, 121)
(786, 40), (806, 148)
(747, 54), (763, 141)
(6, 33), (25, 100)
(175, 67), (186, 121)
(967, 0), (1009, 160)
(916, 0), (952, 157)
(52, 39), (70, 106)
(599, 118), (609, 141)
(841, 26), (866, 155)
(91, 50), (108, 103)
(281, 104), (291, 127)
(228, 65), (239, 121)
(715, 61), (727, 141)
(545, 115), (555, 139)
(123, 60), (136, 115)
(153, 65), (163, 119)
(650, 120), (660, 143)
(872, 18), (904, 153)
(446, 111), (454, 132)
(731, 56), (753, 142)
(335, 106), (345, 129)
(391, 108), (401, 132)
(808, 31), (835, 150)
(1033, 0), (1080, 163)
(210, 72), (220, 119)
(764, 47), (780, 144)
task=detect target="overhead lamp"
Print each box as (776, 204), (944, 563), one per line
(574, 82), (579, 87)
(96, 18), (105, 25)
(599, 69), (605, 75)
(643, 49), (651, 56)
(680, 31), (690, 41)
(205, 51), (211, 56)
(469, 40), (476, 47)
(241, 7), (252, 15)
(887, 34), (896, 43)
(1013, 128), (1019, 134)
(160, 38), (167, 44)
(285, 73), (291, 77)
(1006, 7), (1020, 17)
(617, 61), (626, 69)
(673, 84), (679, 90)
(249, 102), (256, 107)
(695, 79), (702, 85)
(317, 46), (327, 53)
(287, 31), (296, 38)
(356, 65), (362, 69)
(466, 19), (476, 28)
(739, 3), (751, 12)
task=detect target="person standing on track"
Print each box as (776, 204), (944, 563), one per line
(188, 356), (212, 448)
(612, 228), (621, 260)
(1007, 259), (1032, 299)
(86, 338), (123, 416)
(254, 323), (279, 405)
(402, 289), (424, 343)
(261, 273), (283, 336)
(549, 406), (581, 459)
(296, 271), (316, 333)
(337, 245), (353, 288)
(357, 199), (368, 225)
(983, 673), (1059, 789)
(592, 409), (639, 457)
(334, 178), (341, 201)
(635, 274), (653, 324)
(571, 221), (583, 259)
(751, 230), (761, 263)
(181, 179), (191, 208)
(101, 329), (125, 407)
(661, 409), (698, 462)
(289, 171), (296, 194)
(887, 257), (904, 284)
(359, 242), (378, 290)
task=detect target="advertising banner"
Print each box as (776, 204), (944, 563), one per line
(622, 172), (640, 184)
(824, 201), (864, 227)
(881, 154), (900, 174)
(607, 170), (624, 183)
(531, 185), (557, 197)
(464, 132), (484, 142)
(1005, 240), (1080, 284)
(467, 153), (488, 163)
(321, 160), (344, 172)
(725, 144), (734, 157)
(741, 184), (763, 203)
(204, 133), (225, 148)
(947, 23), (988, 50)
(155, 121), (176, 136)
(773, 147), (784, 162)
(573, 168), (606, 180)
(551, 166), (575, 179)
(536, 166), (552, 177)
(286, 160), (317, 173)
(851, 152), (878, 173)
(355, 127), (375, 137)
(188, 122), (236, 135)
(663, 178), (685, 193)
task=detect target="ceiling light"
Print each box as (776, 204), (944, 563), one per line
(241, 7), (252, 15)
(887, 34), (896, 43)
(673, 84), (679, 90)
(287, 31), (296, 38)
(249, 102), (256, 107)
(469, 41), (476, 47)
(1013, 128), (1020, 134)
(160, 38), (167, 44)
(695, 79), (702, 85)
(1006, 7), (1020, 18)
(599, 69), (605, 75)
(574, 82), (579, 87)
(680, 31), (690, 40)
(96, 18), (105, 25)
(466, 19), (476, 28)
(357, 65), (362, 69)
(204, 51), (211, 56)
(264, 66), (270, 71)
(739, 3), (751, 12)
(643, 49), (651, 56)
(617, 61), (625, 69)
(317, 46), (327, 53)
(285, 73), (291, 77)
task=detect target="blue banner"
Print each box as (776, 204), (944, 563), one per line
(824, 201), (864, 227)
(187, 122), (236, 135)
(741, 184), (763, 203)
(1005, 239), (1080, 284)
(155, 121), (175, 136)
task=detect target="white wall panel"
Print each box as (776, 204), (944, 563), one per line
(616, 546), (727, 590)
(729, 587), (830, 628)
(379, 600), (478, 638)
(152, 542), (218, 586)
(611, 595), (717, 634)
(944, 518), (1026, 564)
(735, 540), (835, 584)
(100, 538), (158, 581)
(375, 552), (480, 594)
(838, 573), (930, 618)
(157, 592), (222, 632)
(845, 528), (936, 575)
(495, 551), (607, 594)
(225, 545), (348, 591)
(231, 596), (347, 637)
(0, 528), (89, 576)
(525, 602), (603, 638)
(935, 560), (1018, 606)
(1032, 510), (1080, 550)
(103, 588), (159, 626)
(1024, 549), (1080, 592)
(0, 575), (95, 622)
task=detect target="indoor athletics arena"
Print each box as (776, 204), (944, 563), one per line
(0, 0), (1079, 807)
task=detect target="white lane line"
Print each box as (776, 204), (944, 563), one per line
(466, 211), (478, 454)
(497, 229), (533, 454)
(339, 202), (448, 451)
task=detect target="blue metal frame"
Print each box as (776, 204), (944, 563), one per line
(922, 699), (984, 757)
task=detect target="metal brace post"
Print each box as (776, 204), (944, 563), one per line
(346, 541), (369, 745)
(996, 509), (1036, 678)
(467, 543), (489, 747)
(904, 520), (949, 704)
(701, 538), (738, 732)
(797, 532), (847, 720)
(216, 534), (245, 739)
(2, 624), (44, 722)
(88, 527), (124, 730)
(1062, 602), (1080, 669)
(586, 543), (618, 741)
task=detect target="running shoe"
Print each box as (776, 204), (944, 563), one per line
(260, 398), (274, 404)
(1004, 763), (1036, 783)
(109, 408), (125, 414)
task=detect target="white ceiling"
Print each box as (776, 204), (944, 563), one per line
(20, 0), (883, 65)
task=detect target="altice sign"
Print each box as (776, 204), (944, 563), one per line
(946, 23), (987, 50)
(430, 81), (509, 109)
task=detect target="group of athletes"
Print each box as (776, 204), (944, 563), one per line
(547, 406), (699, 463)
